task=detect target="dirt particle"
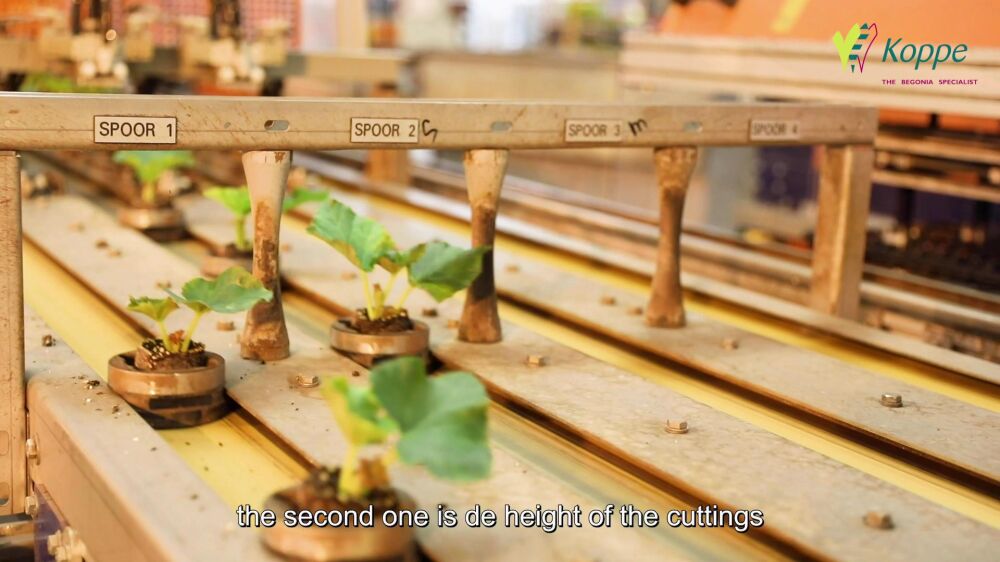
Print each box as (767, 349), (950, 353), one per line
(157, 280), (172, 289)
(95, 239), (109, 249)
(109, 249), (122, 258)
(41, 334), (55, 347)
(216, 320), (235, 331)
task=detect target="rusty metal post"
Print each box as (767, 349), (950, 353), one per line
(0, 151), (25, 514)
(810, 144), (874, 320)
(459, 149), (508, 343)
(241, 151), (291, 361)
(646, 146), (697, 328)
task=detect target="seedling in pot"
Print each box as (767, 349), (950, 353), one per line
(107, 267), (272, 428)
(113, 150), (196, 207)
(307, 199), (488, 366)
(263, 357), (491, 561)
(203, 184), (327, 256)
(112, 150), (196, 241)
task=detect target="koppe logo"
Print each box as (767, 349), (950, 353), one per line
(832, 23), (878, 73)
(832, 24), (969, 73)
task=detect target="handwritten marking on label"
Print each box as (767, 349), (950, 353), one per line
(351, 118), (419, 144)
(628, 119), (648, 135)
(94, 116), (177, 144)
(565, 120), (623, 143)
(749, 120), (801, 141)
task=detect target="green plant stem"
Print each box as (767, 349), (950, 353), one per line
(338, 444), (364, 501)
(179, 311), (205, 353)
(141, 182), (157, 206)
(359, 271), (376, 319)
(234, 215), (250, 252)
(383, 272), (399, 305)
(155, 320), (173, 352)
(395, 285), (415, 310)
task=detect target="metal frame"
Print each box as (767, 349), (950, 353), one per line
(0, 92), (877, 516)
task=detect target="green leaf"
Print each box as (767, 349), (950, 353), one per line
(282, 188), (327, 213)
(379, 245), (422, 274)
(306, 199), (396, 272)
(407, 242), (489, 302)
(167, 266), (272, 314)
(204, 186), (251, 217)
(371, 357), (491, 481)
(323, 378), (397, 446)
(113, 151), (195, 185)
(126, 296), (178, 323)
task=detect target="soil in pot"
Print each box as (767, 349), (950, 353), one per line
(202, 243), (253, 277)
(117, 205), (186, 242)
(349, 308), (414, 334)
(134, 338), (208, 371)
(263, 467), (417, 562)
(331, 309), (431, 369)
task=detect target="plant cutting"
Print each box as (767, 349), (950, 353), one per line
(263, 357), (491, 561)
(201, 184), (326, 276)
(307, 199), (489, 366)
(113, 150), (196, 241)
(107, 266), (272, 428)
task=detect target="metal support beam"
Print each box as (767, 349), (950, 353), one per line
(811, 144), (874, 319)
(241, 151), (291, 361)
(459, 149), (508, 343)
(647, 146), (697, 328)
(0, 151), (25, 515)
(365, 84), (411, 184)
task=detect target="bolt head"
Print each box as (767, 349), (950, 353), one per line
(25, 438), (38, 461)
(525, 354), (548, 367)
(863, 511), (894, 530)
(24, 495), (38, 518)
(880, 393), (903, 408)
(665, 419), (689, 434)
(295, 374), (320, 388)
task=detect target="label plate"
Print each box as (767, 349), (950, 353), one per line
(350, 118), (419, 144)
(94, 116), (177, 144)
(749, 119), (801, 141)
(564, 119), (623, 143)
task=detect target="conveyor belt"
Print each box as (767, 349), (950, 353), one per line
(24, 202), (776, 561)
(292, 176), (1000, 411)
(23, 240), (307, 508)
(20, 155), (1000, 560)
